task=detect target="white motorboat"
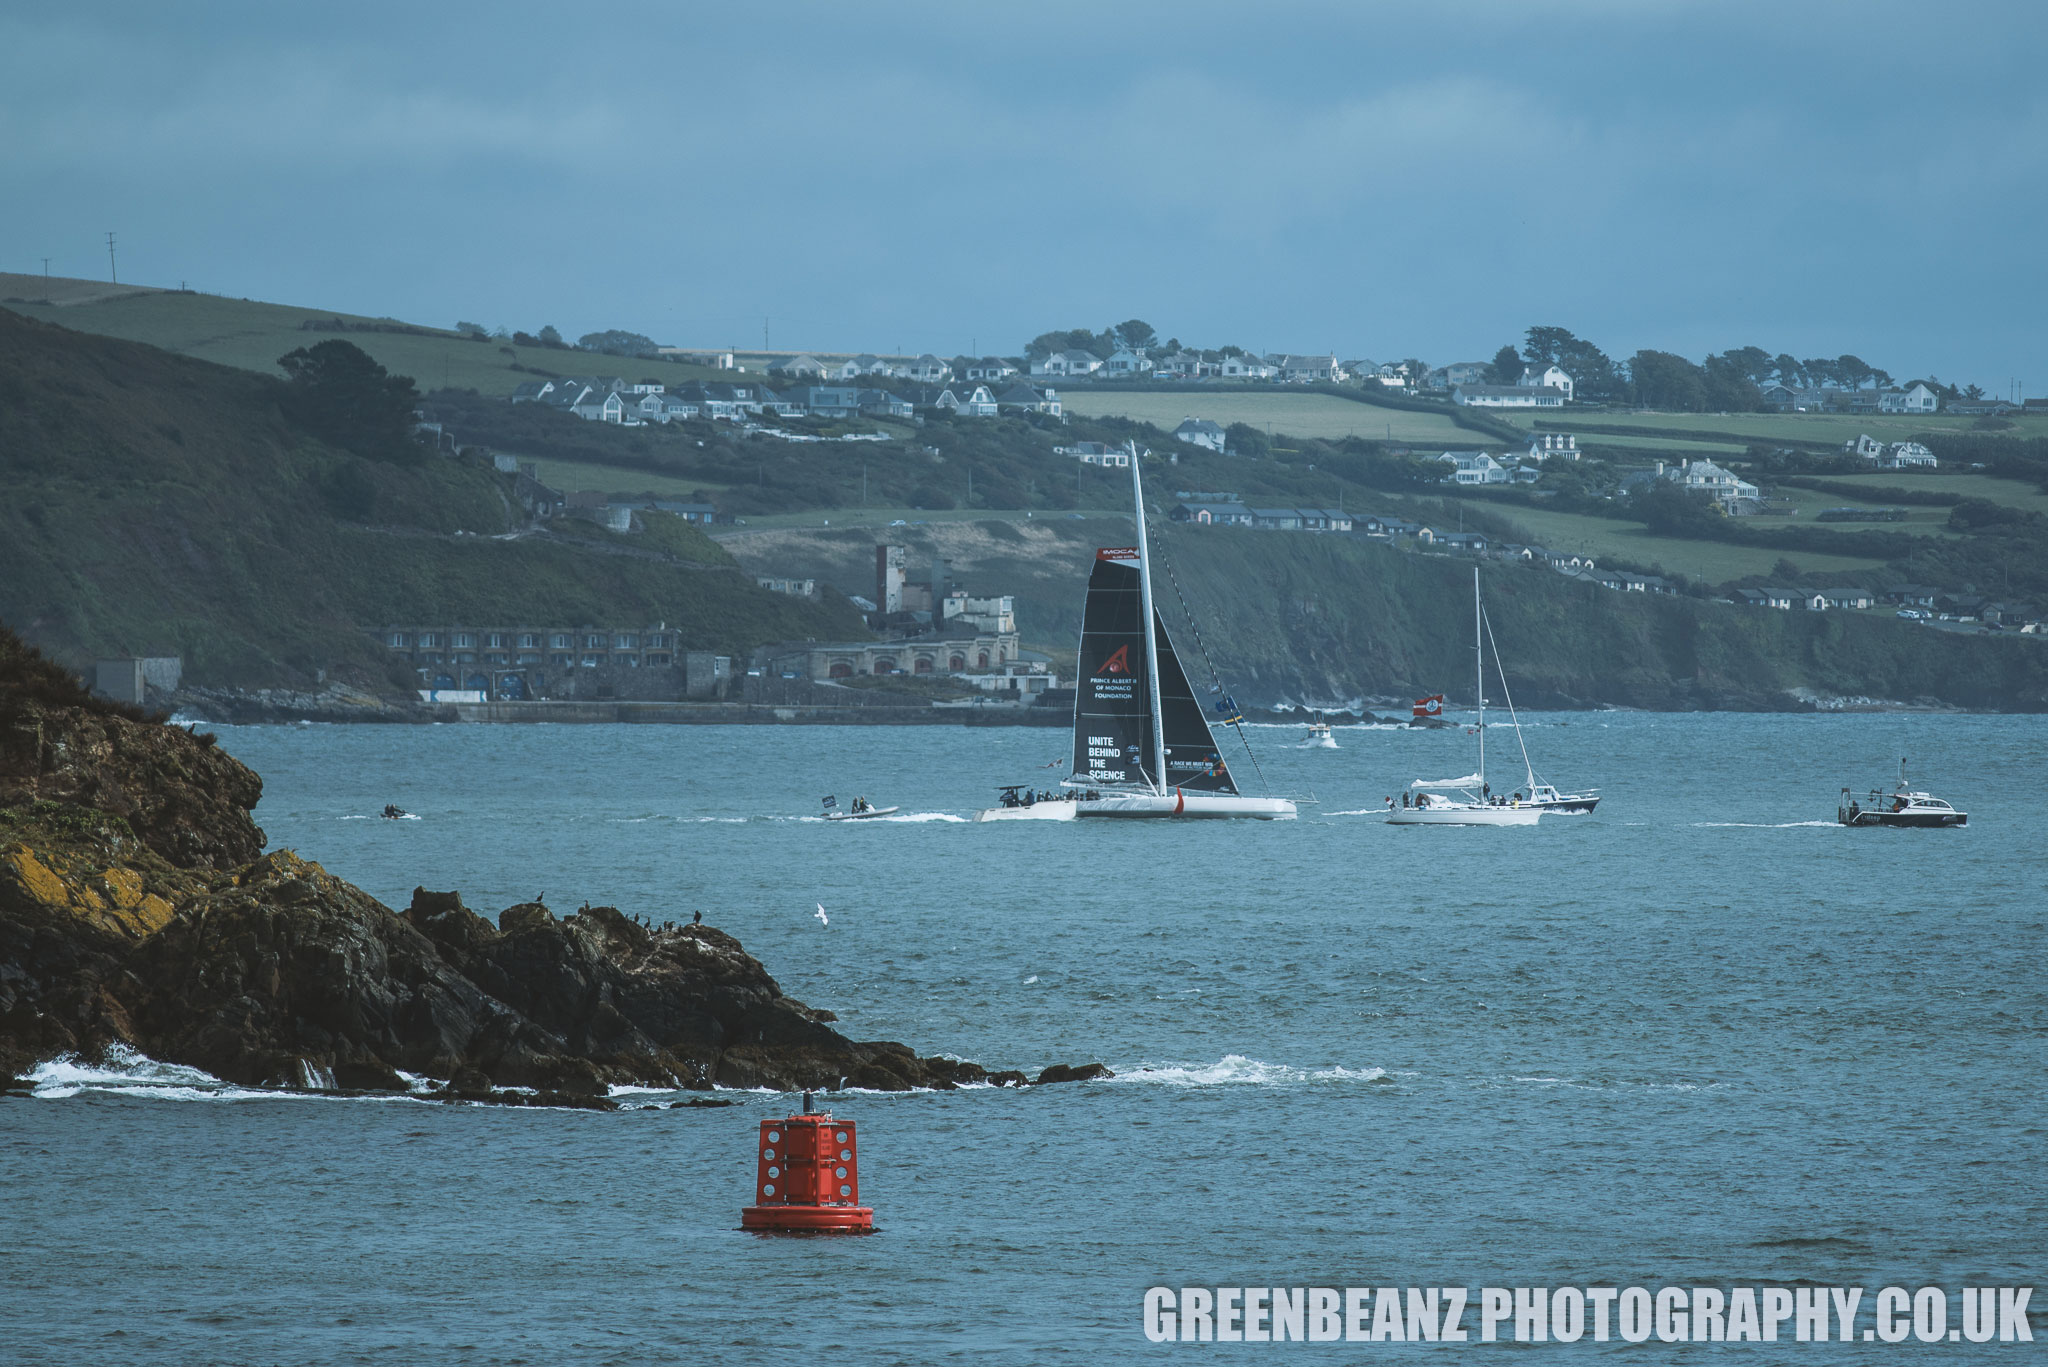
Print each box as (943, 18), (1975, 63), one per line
(1839, 760), (1967, 828)
(1304, 715), (1335, 747)
(973, 445), (1298, 822)
(824, 805), (898, 821)
(975, 786), (1078, 821)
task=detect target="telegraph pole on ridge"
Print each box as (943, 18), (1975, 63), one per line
(106, 232), (117, 283)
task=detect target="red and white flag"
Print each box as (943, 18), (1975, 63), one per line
(1412, 694), (1444, 718)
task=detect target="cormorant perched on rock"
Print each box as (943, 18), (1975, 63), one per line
(693, 910), (702, 925)
(536, 892), (545, 904)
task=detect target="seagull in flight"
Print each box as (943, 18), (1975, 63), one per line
(814, 902), (829, 927)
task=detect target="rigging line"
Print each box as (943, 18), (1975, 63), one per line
(1480, 604), (1539, 790)
(1149, 520), (1272, 794)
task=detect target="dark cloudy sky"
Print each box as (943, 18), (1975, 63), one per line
(6, 1), (2044, 388)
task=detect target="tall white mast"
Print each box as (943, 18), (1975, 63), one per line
(1474, 567), (1485, 789)
(1130, 441), (1168, 794)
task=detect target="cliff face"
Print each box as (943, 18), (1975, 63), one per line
(0, 631), (1006, 1093)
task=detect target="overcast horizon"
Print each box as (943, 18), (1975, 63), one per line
(5, 1), (2045, 391)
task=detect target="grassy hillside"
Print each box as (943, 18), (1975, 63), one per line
(1152, 529), (2048, 708)
(0, 272), (725, 397)
(0, 309), (864, 689)
(1059, 390), (1473, 443)
(1505, 408), (2030, 447)
(718, 516), (2048, 709)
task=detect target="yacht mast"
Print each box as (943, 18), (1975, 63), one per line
(1474, 567), (1485, 787)
(1130, 441), (1168, 795)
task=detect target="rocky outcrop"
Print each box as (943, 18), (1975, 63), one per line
(0, 629), (1098, 1095)
(0, 702), (264, 870)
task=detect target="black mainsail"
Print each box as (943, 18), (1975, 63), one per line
(1072, 550), (1155, 787)
(1154, 610), (1238, 794)
(1071, 548), (1237, 795)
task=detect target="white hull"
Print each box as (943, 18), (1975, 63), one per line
(1385, 803), (1540, 826)
(974, 791), (1296, 821)
(1079, 791), (1296, 819)
(825, 806), (898, 821)
(973, 802), (1079, 822)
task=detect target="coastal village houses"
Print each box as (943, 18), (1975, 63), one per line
(1174, 418), (1227, 452)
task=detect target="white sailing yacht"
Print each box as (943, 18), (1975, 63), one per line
(1476, 591), (1600, 815)
(1386, 568), (1539, 826)
(975, 446), (1296, 821)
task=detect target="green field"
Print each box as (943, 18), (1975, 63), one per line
(1479, 505), (1890, 582)
(1572, 433), (1751, 457)
(1500, 408), (2022, 447)
(0, 272), (724, 396)
(1793, 471), (2048, 516)
(1059, 390), (1473, 443)
(1756, 484), (1958, 535)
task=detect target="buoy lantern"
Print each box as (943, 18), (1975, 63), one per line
(741, 1095), (875, 1233)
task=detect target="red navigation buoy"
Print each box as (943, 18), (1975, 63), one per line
(740, 1093), (875, 1233)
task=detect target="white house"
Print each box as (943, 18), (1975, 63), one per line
(1058, 441), (1132, 467)
(1439, 451), (1511, 485)
(769, 354), (828, 379)
(906, 354), (953, 383)
(937, 384), (998, 417)
(573, 390), (630, 424)
(1032, 349), (1103, 378)
(995, 383), (1060, 415)
(1219, 354), (1276, 380)
(1516, 363), (1575, 401)
(1174, 418), (1228, 452)
(1102, 348), (1154, 376)
(1879, 441), (1937, 469)
(1664, 457), (1759, 503)
(1453, 384), (1565, 409)
(1524, 432), (1580, 462)
(1274, 354), (1346, 383)
(964, 357), (1020, 382)
(1879, 383), (1939, 414)
(1432, 361), (1490, 390)
(830, 355), (890, 381)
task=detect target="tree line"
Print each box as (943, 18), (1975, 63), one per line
(1486, 326), (1988, 412)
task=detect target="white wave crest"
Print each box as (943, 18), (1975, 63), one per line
(875, 812), (967, 823)
(26, 1045), (283, 1101)
(1695, 821), (1838, 829)
(1112, 1054), (1391, 1088)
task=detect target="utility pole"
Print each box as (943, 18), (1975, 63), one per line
(41, 257), (51, 278)
(763, 316), (769, 351)
(106, 232), (117, 283)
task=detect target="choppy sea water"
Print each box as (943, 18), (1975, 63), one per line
(4, 714), (2044, 1364)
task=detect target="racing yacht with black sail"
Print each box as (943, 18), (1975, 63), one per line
(975, 446), (1296, 821)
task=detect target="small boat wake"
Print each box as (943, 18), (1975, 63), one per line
(1111, 1054), (1397, 1088)
(1695, 820), (1839, 829)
